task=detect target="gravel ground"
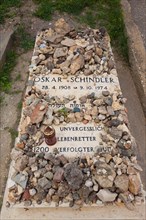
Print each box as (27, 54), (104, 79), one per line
(128, 0), (146, 48)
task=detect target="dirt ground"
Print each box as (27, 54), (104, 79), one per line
(0, 0), (145, 209)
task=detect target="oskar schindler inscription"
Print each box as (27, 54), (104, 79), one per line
(33, 75), (119, 96)
(32, 74), (119, 157)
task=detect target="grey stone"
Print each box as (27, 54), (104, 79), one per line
(79, 186), (93, 201)
(119, 148), (134, 157)
(97, 189), (117, 202)
(11, 148), (23, 161)
(108, 127), (123, 139)
(64, 164), (83, 190)
(54, 47), (68, 58)
(38, 177), (52, 189)
(107, 106), (115, 116)
(104, 97), (113, 106)
(98, 106), (107, 115)
(85, 180), (93, 187)
(15, 155), (29, 172)
(29, 188), (37, 196)
(94, 162), (116, 188)
(44, 171), (53, 180)
(33, 188), (47, 201)
(57, 183), (69, 197)
(98, 114), (106, 120)
(93, 184), (99, 192)
(12, 173), (28, 189)
(102, 91), (110, 96)
(79, 96), (87, 104)
(110, 119), (121, 127)
(108, 58), (115, 69)
(44, 153), (60, 165)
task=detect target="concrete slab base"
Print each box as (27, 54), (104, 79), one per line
(1, 202), (145, 220)
(121, 0), (146, 116)
(0, 29), (14, 69)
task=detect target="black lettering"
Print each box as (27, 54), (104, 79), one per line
(34, 77), (40, 82)
(110, 78), (114, 83)
(58, 77), (62, 82)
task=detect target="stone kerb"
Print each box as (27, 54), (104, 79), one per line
(5, 18), (144, 209)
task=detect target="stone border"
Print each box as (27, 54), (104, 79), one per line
(0, 29), (14, 69)
(121, 0), (146, 116)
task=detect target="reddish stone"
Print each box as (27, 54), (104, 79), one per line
(22, 189), (31, 200)
(16, 142), (25, 149)
(30, 103), (47, 124)
(53, 168), (64, 183)
(82, 119), (89, 124)
(129, 174), (141, 195)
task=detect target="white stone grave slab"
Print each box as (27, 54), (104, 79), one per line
(2, 18), (144, 211)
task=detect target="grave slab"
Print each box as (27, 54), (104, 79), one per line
(1, 18), (145, 214)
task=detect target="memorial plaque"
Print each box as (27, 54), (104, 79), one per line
(5, 19), (144, 208)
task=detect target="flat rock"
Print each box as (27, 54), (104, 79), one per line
(129, 174), (141, 195)
(114, 174), (129, 192)
(54, 18), (71, 35)
(12, 173), (28, 189)
(61, 38), (76, 47)
(94, 162), (116, 188)
(14, 155), (29, 172)
(70, 55), (84, 74)
(46, 34), (63, 44)
(54, 47), (68, 58)
(11, 148), (23, 161)
(30, 103), (47, 124)
(38, 177), (52, 189)
(97, 189), (117, 202)
(64, 164), (83, 190)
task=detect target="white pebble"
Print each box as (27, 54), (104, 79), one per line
(85, 180), (93, 187)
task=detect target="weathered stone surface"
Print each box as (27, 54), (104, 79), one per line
(12, 173), (28, 189)
(29, 188), (37, 196)
(97, 189), (117, 202)
(129, 174), (141, 195)
(85, 180), (93, 187)
(94, 162), (116, 188)
(5, 18), (144, 208)
(38, 177), (52, 189)
(44, 171), (53, 180)
(54, 47), (68, 58)
(33, 188), (47, 201)
(54, 18), (71, 34)
(30, 103), (47, 124)
(114, 174), (129, 192)
(57, 183), (69, 197)
(64, 164), (83, 190)
(61, 38), (76, 47)
(46, 34), (63, 44)
(11, 148), (23, 161)
(53, 168), (64, 183)
(70, 55), (84, 74)
(14, 155), (29, 172)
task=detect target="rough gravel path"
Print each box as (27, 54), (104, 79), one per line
(128, 0), (146, 48)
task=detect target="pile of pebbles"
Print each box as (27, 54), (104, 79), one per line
(7, 19), (144, 209)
